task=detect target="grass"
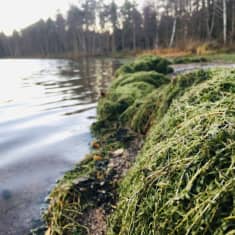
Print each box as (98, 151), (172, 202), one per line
(138, 42), (235, 64)
(205, 53), (235, 63)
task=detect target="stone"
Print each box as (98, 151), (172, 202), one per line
(111, 148), (124, 157)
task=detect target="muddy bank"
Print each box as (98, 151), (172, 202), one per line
(44, 57), (235, 235)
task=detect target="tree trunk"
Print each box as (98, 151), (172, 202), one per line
(92, 34), (96, 55)
(208, 0), (216, 39)
(121, 31), (125, 50)
(169, 17), (177, 48)
(133, 21), (136, 51)
(223, 0), (227, 44)
(231, 0), (235, 43)
(145, 35), (150, 49)
(154, 26), (159, 49)
(111, 27), (116, 53)
(206, 0), (211, 39)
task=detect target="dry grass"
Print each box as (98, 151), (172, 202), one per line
(139, 48), (191, 58)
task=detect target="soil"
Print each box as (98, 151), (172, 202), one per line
(79, 136), (143, 235)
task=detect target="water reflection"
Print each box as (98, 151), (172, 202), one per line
(0, 58), (120, 235)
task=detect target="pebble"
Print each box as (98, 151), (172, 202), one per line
(112, 148), (124, 157)
(93, 155), (103, 161)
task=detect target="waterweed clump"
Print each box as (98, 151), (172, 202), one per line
(115, 55), (173, 77)
(92, 69), (171, 136)
(155, 69), (212, 118)
(43, 155), (95, 235)
(94, 68), (212, 136)
(173, 56), (208, 64)
(111, 71), (170, 89)
(128, 70), (212, 134)
(108, 69), (235, 235)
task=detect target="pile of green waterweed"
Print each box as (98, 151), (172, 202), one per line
(114, 55), (173, 77)
(43, 155), (95, 235)
(173, 56), (208, 64)
(44, 56), (235, 235)
(92, 56), (173, 135)
(44, 56), (174, 235)
(108, 69), (235, 235)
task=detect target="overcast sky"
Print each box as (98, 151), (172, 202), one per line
(0, 0), (144, 36)
(0, 0), (81, 35)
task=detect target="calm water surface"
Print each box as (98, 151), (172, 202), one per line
(0, 58), (120, 235)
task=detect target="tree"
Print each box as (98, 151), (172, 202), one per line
(109, 0), (118, 52)
(81, 0), (97, 54)
(120, 0), (141, 50)
(132, 5), (143, 50)
(143, 1), (157, 49)
(67, 5), (85, 54)
(0, 33), (9, 57)
(97, 0), (110, 53)
(223, 0), (227, 44)
(231, 0), (235, 42)
(1, 0), (235, 58)
(55, 12), (66, 53)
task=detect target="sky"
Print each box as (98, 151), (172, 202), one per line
(0, 0), (143, 36)
(0, 0), (78, 35)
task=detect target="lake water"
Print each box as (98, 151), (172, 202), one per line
(0, 58), (120, 235)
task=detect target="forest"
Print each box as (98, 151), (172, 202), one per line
(0, 0), (235, 57)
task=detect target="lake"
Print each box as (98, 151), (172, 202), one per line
(0, 58), (120, 235)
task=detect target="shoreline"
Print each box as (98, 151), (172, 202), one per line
(40, 56), (235, 235)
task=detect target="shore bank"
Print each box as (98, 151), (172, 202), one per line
(42, 56), (235, 235)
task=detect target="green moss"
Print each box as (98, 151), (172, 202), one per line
(108, 69), (235, 235)
(206, 53), (235, 63)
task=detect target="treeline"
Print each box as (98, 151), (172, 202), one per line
(0, 0), (235, 57)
